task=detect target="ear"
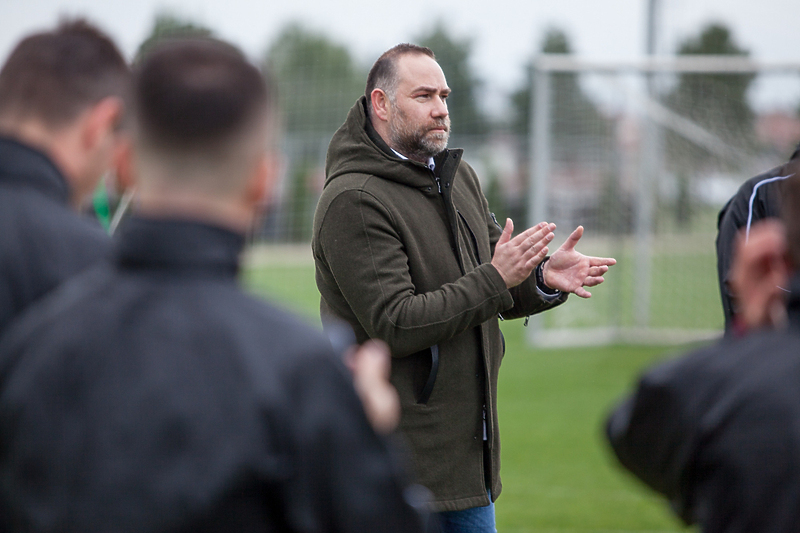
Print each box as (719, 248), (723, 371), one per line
(67, 97), (124, 207)
(370, 88), (391, 123)
(82, 97), (124, 152)
(245, 150), (279, 208)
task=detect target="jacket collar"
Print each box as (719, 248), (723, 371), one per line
(0, 136), (70, 203)
(115, 216), (244, 278)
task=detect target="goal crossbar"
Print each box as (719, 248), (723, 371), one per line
(534, 54), (800, 74)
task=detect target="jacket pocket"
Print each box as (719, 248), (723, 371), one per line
(417, 344), (439, 405)
(457, 210), (482, 266)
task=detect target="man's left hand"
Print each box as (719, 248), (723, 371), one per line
(542, 226), (616, 298)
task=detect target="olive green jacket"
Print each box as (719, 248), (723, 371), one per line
(312, 97), (567, 511)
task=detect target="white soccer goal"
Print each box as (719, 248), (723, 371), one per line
(526, 54), (800, 346)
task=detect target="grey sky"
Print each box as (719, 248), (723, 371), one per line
(1, 0), (798, 113)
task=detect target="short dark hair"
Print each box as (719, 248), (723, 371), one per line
(365, 43), (435, 111)
(0, 19), (129, 127)
(781, 160), (800, 269)
(133, 38), (269, 153)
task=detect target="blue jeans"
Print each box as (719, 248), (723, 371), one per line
(437, 491), (496, 533)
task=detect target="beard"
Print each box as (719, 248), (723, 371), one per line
(388, 105), (450, 162)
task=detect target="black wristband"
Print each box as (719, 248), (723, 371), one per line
(535, 257), (560, 296)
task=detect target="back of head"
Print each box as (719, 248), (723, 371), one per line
(132, 38), (270, 194)
(0, 19), (128, 128)
(781, 159), (800, 270)
(364, 43), (435, 114)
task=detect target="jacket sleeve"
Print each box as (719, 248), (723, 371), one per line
(281, 347), (427, 533)
(716, 195), (740, 332)
(605, 355), (701, 524)
(316, 189), (514, 358)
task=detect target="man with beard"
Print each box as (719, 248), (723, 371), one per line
(312, 43), (615, 532)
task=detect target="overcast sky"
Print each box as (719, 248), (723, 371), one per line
(2, 0), (799, 113)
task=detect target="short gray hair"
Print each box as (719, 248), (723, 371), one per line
(364, 43), (435, 116)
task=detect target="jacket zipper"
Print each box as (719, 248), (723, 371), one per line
(434, 154), (494, 450)
(420, 174), (444, 405)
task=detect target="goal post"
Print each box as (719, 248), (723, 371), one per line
(526, 54), (800, 347)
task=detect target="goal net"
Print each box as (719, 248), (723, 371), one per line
(525, 54), (800, 346)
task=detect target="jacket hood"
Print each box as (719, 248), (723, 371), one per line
(324, 96), (454, 189)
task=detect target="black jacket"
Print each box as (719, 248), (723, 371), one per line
(0, 136), (110, 338)
(0, 216), (425, 533)
(606, 273), (800, 532)
(716, 145), (799, 332)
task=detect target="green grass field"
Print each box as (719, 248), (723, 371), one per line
(242, 260), (704, 532)
(495, 322), (696, 532)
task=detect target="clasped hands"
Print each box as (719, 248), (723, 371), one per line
(491, 218), (616, 298)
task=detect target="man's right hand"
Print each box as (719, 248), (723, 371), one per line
(491, 218), (555, 288)
(345, 340), (401, 435)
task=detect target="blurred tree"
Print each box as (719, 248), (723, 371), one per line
(136, 13), (213, 60)
(264, 23), (365, 134)
(509, 28), (614, 233)
(665, 23), (755, 167)
(263, 23), (364, 241)
(664, 23), (755, 228)
(510, 28), (609, 149)
(416, 23), (487, 137)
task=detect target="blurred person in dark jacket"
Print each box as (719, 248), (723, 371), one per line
(607, 162), (800, 532)
(716, 142), (798, 334)
(0, 37), (428, 533)
(0, 19), (129, 338)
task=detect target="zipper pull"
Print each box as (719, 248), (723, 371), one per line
(435, 177), (442, 194)
(490, 212), (503, 231)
